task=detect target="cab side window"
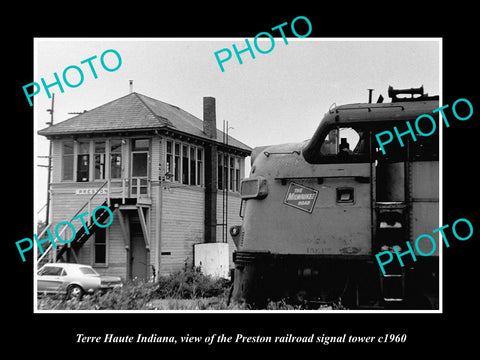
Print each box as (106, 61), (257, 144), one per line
(372, 122), (438, 163)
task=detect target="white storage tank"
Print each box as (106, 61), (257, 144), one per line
(194, 243), (230, 279)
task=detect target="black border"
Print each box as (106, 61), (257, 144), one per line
(6, 5), (479, 355)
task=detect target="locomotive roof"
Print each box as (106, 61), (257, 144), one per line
(301, 97), (439, 163)
(323, 98), (440, 126)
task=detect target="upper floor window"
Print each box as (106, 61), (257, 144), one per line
(132, 139), (149, 151)
(62, 141), (74, 181)
(235, 157), (241, 191)
(110, 140), (122, 179)
(131, 138), (149, 178)
(174, 143), (180, 181)
(196, 148), (203, 186)
(77, 141), (90, 182)
(182, 145), (189, 185)
(218, 152), (242, 192)
(94, 141), (106, 180)
(166, 141), (173, 179)
(190, 147), (196, 185)
(218, 153), (224, 190)
(61, 139), (123, 182)
(165, 139), (204, 186)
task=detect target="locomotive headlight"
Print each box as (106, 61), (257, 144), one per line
(240, 176), (268, 200)
(229, 225), (243, 249)
(230, 225), (241, 237)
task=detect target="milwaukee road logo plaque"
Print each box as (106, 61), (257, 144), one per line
(283, 182), (318, 213)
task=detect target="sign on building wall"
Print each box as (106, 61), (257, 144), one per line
(75, 188), (109, 195)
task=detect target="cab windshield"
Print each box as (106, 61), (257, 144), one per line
(320, 127), (367, 155)
(311, 126), (369, 163)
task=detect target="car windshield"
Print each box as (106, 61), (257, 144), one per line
(79, 267), (99, 276)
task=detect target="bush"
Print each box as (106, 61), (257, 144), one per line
(155, 266), (230, 299)
(89, 281), (160, 310)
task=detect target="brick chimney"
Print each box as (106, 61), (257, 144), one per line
(203, 97), (217, 139)
(203, 97), (218, 243)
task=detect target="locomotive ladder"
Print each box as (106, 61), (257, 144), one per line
(377, 143), (413, 304)
(379, 270), (406, 302)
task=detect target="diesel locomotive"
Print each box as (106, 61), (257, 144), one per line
(229, 86), (439, 309)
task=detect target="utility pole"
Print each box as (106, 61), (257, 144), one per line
(223, 120), (228, 243)
(221, 120), (233, 243)
(45, 93), (54, 225)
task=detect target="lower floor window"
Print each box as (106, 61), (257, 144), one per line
(94, 228), (107, 264)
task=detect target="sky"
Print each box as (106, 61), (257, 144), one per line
(34, 38), (440, 221)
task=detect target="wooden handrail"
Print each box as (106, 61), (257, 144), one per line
(37, 202), (48, 215)
(37, 222), (69, 263)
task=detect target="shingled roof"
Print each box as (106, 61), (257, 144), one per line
(37, 92), (251, 153)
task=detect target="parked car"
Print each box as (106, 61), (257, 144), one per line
(37, 263), (123, 299)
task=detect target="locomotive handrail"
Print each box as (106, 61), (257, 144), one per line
(274, 175), (370, 184)
(264, 150), (300, 157)
(274, 175), (369, 179)
(335, 104), (405, 113)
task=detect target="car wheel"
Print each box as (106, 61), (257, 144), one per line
(67, 285), (84, 300)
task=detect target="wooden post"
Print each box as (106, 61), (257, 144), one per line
(122, 179), (126, 204)
(117, 209), (130, 250)
(137, 205), (150, 249)
(107, 179), (111, 206)
(88, 200), (92, 226)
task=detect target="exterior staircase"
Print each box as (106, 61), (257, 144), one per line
(37, 180), (117, 267)
(54, 200), (118, 261)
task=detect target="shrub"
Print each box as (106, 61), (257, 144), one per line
(155, 266), (230, 299)
(87, 280), (160, 310)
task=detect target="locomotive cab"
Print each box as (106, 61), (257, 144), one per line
(231, 86), (439, 309)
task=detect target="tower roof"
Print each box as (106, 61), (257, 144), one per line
(38, 92), (251, 153)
